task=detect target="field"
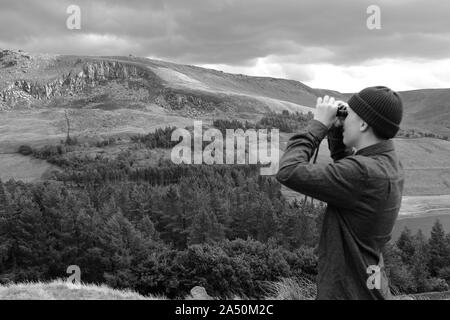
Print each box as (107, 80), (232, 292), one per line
(278, 135), (450, 239)
(279, 133), (450, 196)
(1, 108), (449, 224)
(0, 153), (56, 182)
(0, 106), (197, 153)
(392, 213), (450, 240)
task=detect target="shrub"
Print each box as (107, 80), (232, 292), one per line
(18, 145), (33, 156)
(424, 277), (449, 292)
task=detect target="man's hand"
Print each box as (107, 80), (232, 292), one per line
(314, 95), (340, 128)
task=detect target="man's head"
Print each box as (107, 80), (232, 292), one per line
(342, 86), (403, 148)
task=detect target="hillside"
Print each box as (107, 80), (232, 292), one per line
(399, 89), (450, 137)
(1, 48), (450, 198)
(0, 49), (322, 116)
(1, 49), (448, 138)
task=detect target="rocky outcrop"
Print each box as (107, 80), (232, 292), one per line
(0, 60), (158, 110)
(0, 53), (237, 114)
(155, 88), (217, 111)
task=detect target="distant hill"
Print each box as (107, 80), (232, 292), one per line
(1, 48), (450, 198)
(3, 48), (448, 138)
(398, 89), (450, 137)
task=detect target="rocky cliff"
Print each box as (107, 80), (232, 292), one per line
(0, 50), (249, 115)
(0, 50), (164, 110)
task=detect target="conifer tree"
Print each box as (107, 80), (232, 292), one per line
(411, 230), (430, 292)
(396, 226), (415, 265)
(428, 219), (447, 276)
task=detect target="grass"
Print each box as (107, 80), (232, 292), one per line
(261, 277), (317, 300)
(1, 277), (448, 300)
(0, 279), (165, 300)
(0, 153), (57, 182)
(0, 277), (317, 300)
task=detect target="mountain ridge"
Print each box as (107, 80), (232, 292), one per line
(0, 48), (448, 137)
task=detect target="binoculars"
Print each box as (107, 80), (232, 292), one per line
(336, 101), (348, 118)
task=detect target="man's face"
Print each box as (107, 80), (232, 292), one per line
(342, 106), (363, 148)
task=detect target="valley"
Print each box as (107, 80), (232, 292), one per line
(1, 49), (449, 242)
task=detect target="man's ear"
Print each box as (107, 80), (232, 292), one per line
(359, 121), (370, 133)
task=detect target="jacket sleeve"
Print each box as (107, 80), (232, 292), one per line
(276, 119), (366, 209)
(327, 123), (355, 162)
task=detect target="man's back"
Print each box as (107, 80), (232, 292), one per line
(276, 119), (405, 300)
(316, 138), (404, 299)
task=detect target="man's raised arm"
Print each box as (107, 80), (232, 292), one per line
(327, 121), (355, 162)
(275, 96), (365, 209)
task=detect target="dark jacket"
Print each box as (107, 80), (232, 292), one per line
(276, 119), (404, 300)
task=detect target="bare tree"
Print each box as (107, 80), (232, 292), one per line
(64, 110), (74, 145)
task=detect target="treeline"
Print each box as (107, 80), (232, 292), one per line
(130, 126), (180, 149)
(256, 110), (314, 133)
(213, 110), (314, 134)
(212, 119), (255, 134)
(45, 152), (263, 186)
(397, 128), (449, 140)
(0, 163), (323, 298)
(384, 222), (450, 294)
(18, 137), (118, 159)
(19, 110), (313, 164)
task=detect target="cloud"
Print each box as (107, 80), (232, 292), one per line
(300, 58), (450, 92)
(0, 0), (449, 90)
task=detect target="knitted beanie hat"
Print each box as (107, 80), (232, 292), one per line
(347, 86), (403, 139)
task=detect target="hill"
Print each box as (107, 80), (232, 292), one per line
(1, 49), (450, 198)
(399, 89), (450, 137)
(1, 48), (449, 153)
(2, 49), (448, 137)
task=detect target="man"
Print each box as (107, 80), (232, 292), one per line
(276, 86), (404, 300)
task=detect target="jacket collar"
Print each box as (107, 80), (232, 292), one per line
(355, 139), (395, 156)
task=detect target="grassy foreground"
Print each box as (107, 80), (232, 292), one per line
(0, 280), (162, 300)
(1, 277), (447, 300)
(0, 277), (316, 300)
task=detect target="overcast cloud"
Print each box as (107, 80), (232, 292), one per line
(0, 0), (449, 92)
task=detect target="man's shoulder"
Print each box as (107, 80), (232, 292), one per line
(340, 152), (403, 181)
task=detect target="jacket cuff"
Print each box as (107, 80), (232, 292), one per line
(306, 119), (329, 144)
(327, 123), (344, 140)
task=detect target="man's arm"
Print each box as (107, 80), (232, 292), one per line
(276, 97), (366, 209)
(327, 122), (355, 162)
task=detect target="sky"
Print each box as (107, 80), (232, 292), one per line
(0, 0), (449, 92)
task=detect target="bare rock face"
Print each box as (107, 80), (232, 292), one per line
(0, 59), (156, 110)
(189, 286), (213, 300)
(0, 51), (226, 114)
